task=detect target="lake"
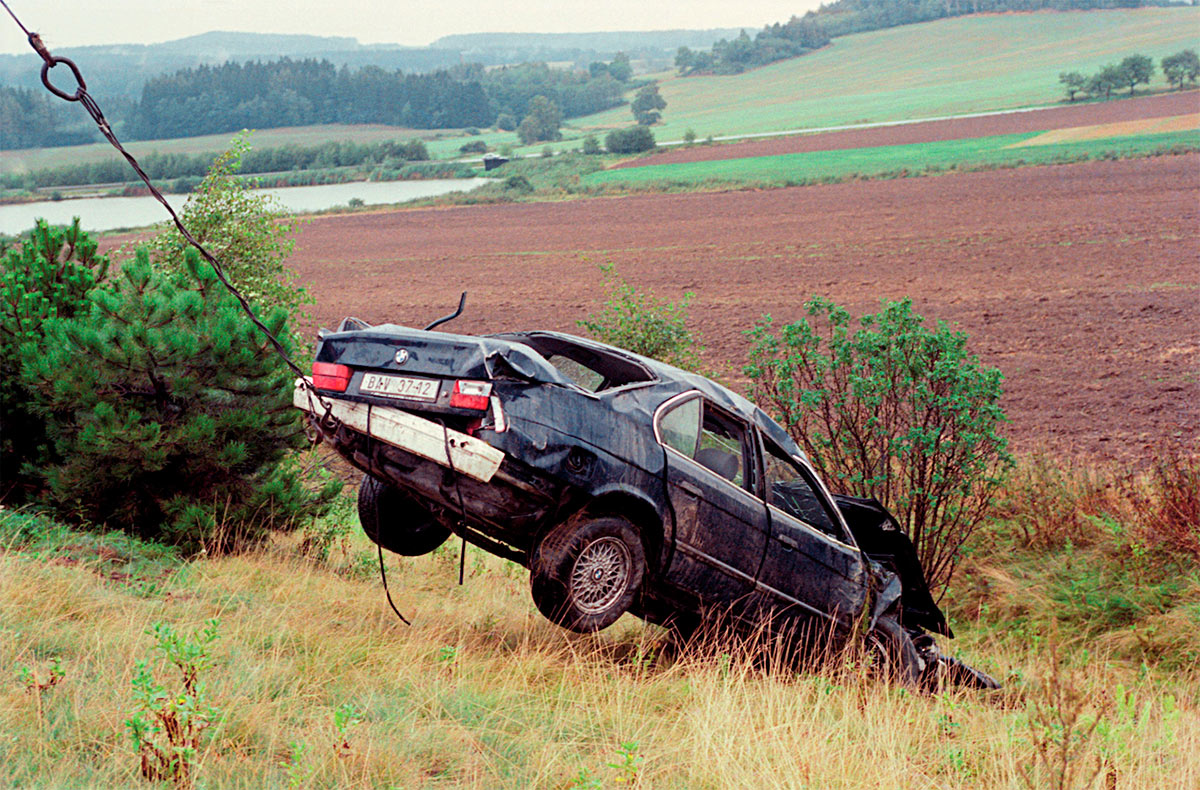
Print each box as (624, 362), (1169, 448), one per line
(0, 178), (490, 236)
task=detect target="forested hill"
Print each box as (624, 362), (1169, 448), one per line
(0, 56), (634, 149)
(809, 0), (1176, 38)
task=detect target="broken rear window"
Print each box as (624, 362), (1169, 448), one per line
(498, 332), (656, 392)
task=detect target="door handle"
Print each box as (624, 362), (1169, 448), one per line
(779, 534), (798, 550)
(679, 481), (704, 497)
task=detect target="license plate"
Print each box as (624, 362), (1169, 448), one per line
(359, 373), (440, 402)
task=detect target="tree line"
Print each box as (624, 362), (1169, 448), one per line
(675, 17), (830, 76)
(4, 56), (633, 150)
(806, 0), (1171, 40)
(1058, 50), (1199, 101)
(0, 87), (103, 150)
(0, 138), (430, 191)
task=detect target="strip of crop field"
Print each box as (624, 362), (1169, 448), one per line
(576, 9), (1200, 143)
(581, 129), (1200, 189)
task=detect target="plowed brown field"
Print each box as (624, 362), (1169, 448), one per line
(287, 154), (1199, 461)
(612, 91), (1200, 168)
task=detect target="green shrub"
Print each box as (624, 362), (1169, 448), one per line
(503, 174), (534, 194)
(745, 297), (1011, 593)
(581, 135), (602, 155)
(579, 264), (700, 371)
(459, 140), (488, 154)
(605, 126), (656, 154)
(0, 219), (109, 497)
(147, 137), (309, 326)
(20, 248), (338, 549)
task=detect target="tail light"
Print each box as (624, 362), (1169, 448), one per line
(450, 380), (492, 410)
(312, 362), (352, 392)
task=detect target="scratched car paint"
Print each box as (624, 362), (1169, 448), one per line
(297, 311), (997, 689)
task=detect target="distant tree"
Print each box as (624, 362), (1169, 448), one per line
(683, 128), (697, 146)
(581, 134), (602, 155)
(1162, 49), (1200, 91)
(1086, 64), (1123, 101)
(1058, 71), (1088, 102)
(608, 52), (633, 83)
(605, 126), (656, 154)
(588, 61), (609, 78)
(459, 140), (488, 154)
(675, 47), (695, 75)
(1117, 55), (1155, 96)
(495, 112), (517, 131)
(631, 84), (667, 126)
(517, 95), (563, 144)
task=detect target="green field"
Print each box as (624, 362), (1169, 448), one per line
(575, 9), (1200, 144)
(581, 128), (1200, 189)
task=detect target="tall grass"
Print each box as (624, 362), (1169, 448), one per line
(1, 449), (1197, 787)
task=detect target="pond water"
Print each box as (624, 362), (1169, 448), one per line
(0, 177), (490, 236)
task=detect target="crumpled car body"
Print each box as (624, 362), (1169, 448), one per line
(297, 318), (997, 688)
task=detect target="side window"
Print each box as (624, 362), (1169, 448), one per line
(657, 396), (701, 458)
(763, 440), (844, 541)
(657, 396), (755, 494)
(698, 405), (750, 491)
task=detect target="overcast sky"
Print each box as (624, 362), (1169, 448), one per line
(1, 1), (826, 56)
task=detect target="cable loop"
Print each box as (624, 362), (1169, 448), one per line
(40, 55), (85, 101)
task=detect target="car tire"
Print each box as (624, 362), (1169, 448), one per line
(867, 614), (923, 687)
(357, 474), (452, 556)
(530, 515), (646, 633)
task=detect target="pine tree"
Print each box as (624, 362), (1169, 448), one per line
(0, 219), (109, 497)
(21, 247), (336, 548)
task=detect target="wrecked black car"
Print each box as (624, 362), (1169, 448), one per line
(296, 311), (997, 689)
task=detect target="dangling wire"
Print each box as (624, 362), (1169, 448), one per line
(367, 404), (412, 625)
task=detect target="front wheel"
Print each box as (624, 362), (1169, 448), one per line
(867, 614), (923, 687)
(357, 474), (452, 556)
(530, 515), (646, 633)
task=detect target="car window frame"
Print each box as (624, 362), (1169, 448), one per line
(759, 432), (858, 550)
(654, 391), (763, 502)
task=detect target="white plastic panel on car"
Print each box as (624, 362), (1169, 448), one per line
(293, 380), (504, 483)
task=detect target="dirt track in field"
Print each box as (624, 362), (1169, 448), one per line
(286, 154), (1200, 461)
(613, 91), (1200, 169)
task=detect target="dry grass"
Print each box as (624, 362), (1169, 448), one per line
(2, 513), (1197, 789)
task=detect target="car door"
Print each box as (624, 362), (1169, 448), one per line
(754, 435), (868, 627)
(655, 393), (770, 613)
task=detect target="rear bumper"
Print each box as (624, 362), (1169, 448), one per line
(294, 381), (561, 556)
(293, 380), (505, 482)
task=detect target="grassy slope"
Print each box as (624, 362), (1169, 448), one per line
(1, 496), (1197, 788)
(582, 128), (1200, 189)
(575, 9), (1200, 143)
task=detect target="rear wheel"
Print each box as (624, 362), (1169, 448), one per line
(530, 515), (646, 633)
(357, 474), (452, 556)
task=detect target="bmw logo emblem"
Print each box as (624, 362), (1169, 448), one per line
(394, 348), (409, 365)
